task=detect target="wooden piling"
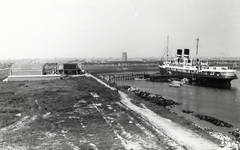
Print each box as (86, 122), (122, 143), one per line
(97, 72), (149, 82)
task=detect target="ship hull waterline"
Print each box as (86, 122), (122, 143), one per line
(159, 67), (237, 88)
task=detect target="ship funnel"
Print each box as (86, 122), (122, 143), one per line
(177, 49), (182, 58)
(184, 49), (190, 58)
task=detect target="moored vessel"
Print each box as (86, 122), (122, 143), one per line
(159, 37), (238, 88)
(169, 83), (181, 87)
(134, 77), (147, 81)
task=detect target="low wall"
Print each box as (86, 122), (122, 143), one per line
(11, 70), (43, 75)
(8, 75), (61, 81)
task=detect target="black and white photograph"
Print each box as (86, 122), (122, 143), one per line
(0, 0), (240, 149)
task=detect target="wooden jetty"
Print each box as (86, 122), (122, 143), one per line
(96, 72), (179, 82)
(97, 72), (149, 82)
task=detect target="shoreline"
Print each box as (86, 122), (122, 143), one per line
(109, 80), (240, 147)
(96, 69), (240, 134)
(96, 72), (239, 139)
(95, 67), (240, 141)
(171, 105), (235, 137)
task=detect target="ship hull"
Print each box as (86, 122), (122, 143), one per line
(159, 67), (237, 88)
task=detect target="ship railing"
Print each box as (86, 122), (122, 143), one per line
(202, 68), (237, 73)
(219, 72), (237, 77)
(199, 70), (237, 77)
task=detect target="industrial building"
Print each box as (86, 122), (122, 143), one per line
(58, 63), (83, 75)
(122, 52), (127, 61)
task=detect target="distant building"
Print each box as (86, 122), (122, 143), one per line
(11, 62), (43, 75)
(58, 63), (82, 75)
(43, 63), (58, 75)
(122, 52), (127, 61)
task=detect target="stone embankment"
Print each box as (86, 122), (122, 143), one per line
(182, 110), (240, 141)
(192, 114), (233, 128)
(127, 87), (180, 107)
(182, 109), (234, 128)
(231, 128), (240, 139)
(192, 123), (239, 149)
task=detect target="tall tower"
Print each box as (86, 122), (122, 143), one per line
(122, 52), (127, 61)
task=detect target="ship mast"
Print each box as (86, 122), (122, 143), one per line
(166, 35), (169, 62)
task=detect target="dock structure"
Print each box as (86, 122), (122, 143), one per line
(149, 74), (178, 82)
(98, 72), (148, 82)
(97, 72), (181, 82)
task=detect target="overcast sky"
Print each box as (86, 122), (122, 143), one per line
(0, 0), (239, 60)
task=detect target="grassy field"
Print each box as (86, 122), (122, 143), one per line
(0, 76), (169, 149)
(0, 75), (224, 149)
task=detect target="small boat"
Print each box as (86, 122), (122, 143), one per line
(181, 78), (189, 83)
(134, 78), (146, 81)
(169, 83), (181, 87)
(171, 80), (184, 85)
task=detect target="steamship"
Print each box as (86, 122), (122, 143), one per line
(159, 38), (238, 88)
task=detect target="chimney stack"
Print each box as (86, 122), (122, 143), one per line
(177, 49), (182, 58)
(184, 49), (190, 59)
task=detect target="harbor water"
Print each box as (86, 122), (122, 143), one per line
(115, 71), (240, 133)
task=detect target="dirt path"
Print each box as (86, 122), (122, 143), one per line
(119, 91), (226, 150)
(89, 74), (229, 150)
